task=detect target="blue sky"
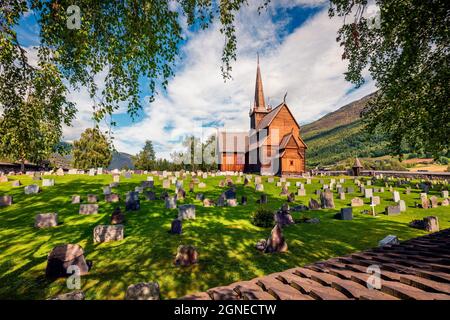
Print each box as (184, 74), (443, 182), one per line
(15, 0), (376, 158)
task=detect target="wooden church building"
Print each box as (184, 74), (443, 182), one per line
(218, 58), (307, 175)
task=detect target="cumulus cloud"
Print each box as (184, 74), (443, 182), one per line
(64, 2), (376, 158)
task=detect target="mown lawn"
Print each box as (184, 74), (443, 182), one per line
(0, 173), (448, 299)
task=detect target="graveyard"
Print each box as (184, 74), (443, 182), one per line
(0, 171), (448, 300)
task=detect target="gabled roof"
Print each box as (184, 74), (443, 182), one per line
(256, 102), (301, 131)
(353, 157), (363, 168)
(279, 132), (308, 150)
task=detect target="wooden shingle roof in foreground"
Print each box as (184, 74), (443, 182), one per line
(181, 229), (450, 300)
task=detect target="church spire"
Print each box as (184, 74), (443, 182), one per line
(254, 53), (266, 110)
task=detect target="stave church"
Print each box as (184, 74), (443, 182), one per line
(217, 58), (307, 176)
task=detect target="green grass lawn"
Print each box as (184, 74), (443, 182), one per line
(0, 173), (449, 300)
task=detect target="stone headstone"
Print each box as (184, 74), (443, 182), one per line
(287, 192), (295, 202)
(11, 180), (21, 187)
(203, 198), (214, 207)
(35, 213), (58, 228)
(224, 188), (236, 199)
(347, 187), (354, 193)
(124, 172), (132, 179)
(351, 198), (364, 207)
(105, 193), (120, 203)
(378, 235), (399, 247)
(125, 282), (160, 300)
(297, 189), (306, 196)
(423, 216), (439, 232)
(24, 184), (39, 194)
(421, 194), (430, 209)
(79, 204), (98, 214)
(109, 182), (119, 188)
(339, 192), (346, 200)
(113, 175), (120, 183)
(364, 188), (373, 198)
(178, 204), (195, 220)
(87, 194), (98, 203)
(320, 190), (335, 209)
(195, 193), (204, 201)
(143, 191), (156, 200)
(429, 196), (438, 208)
(385, 205), (401, 215)
(174, 245), (198, 266)
(370, 196), (381, 205)
(51, 291), (85, 300)
(126, 192), (140, 211)
(165, 196), (177, 209)
(442, 190), (449, 198)
(241, 196), (247, 205)
(162, 180), (170, 189)
(111, 207), (125, 225)
(45, 244), (89, 278)
(267, 177), (274, 183)
(264, 224), (288, 253)
(103, 186), (112, 195)
(308, 198), (320, 210)
(0, 195), (12, 206)
(227, 199), (237, 207)
(398, 200), (406, 212)
(56, 168), (65, 176)
(306, 178), (311, 184)
(255, 183), (264, 191)
(280, 185), (289, 196)
(254, 176), (262, 184)
(337, 208), (353, 220)
(42, 179), (55, 187)
(274, 211), (294, 227)
(93, 225), (124, 243)
(71, 195), (81, 204)
(259, 194), (268, 204)
(198, 182), (206, 188)
(392, 191), (401, 202)
(442, 198), (449, 206)
(170, 219), (182, 234)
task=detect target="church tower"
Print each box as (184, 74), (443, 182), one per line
(249, 55), (270, 129)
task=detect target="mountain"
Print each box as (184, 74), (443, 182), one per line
(108, 151), (134, 170)
(302, 92), (390, 168)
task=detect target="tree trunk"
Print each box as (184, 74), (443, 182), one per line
(20, 160), (25, 173)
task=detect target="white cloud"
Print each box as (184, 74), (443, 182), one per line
(64, 3), (376, 158)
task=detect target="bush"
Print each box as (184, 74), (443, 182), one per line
(438, 156), (449, 165)
(251, 207), (275, 227)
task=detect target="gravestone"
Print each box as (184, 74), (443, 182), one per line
(423, 216), (439, 232)
(320, 190), (335, 209)
(285, 182), (291, 187)
(392, 191), (401, 202)
(216, 195), (226, 207)
(287, 193), (295, 203)
(254, 177), (262, 184)
(0, 195), (12, 207)
(162, 180), (170, 189)
(442, 190), (449, 198)
(103, 186), (112, 195)
(144, 191), (156, 200)
(165, 196), (177, 209)
(429, 196), (438, 208)
(364, 188), (373, 198)
(93, 225), (124, 243)
(241, 196), (247, 205)
(24, 184), (39, 194)
(124, 172), (132, 179)
(170, 219), (182, 235)
(264, 224), (288, 253)
(442, 199), (449, 206)
(35, 213), (58, 228)
(45, 244), (89, 278)
(113, 175), (120, 183)
(125, 282), (160, 300)
(347, 187), (354, 193)
(178, 205), (195, 220)
(105, 193), (120, 203)
(276, 182), (282, 187)
(198, 182), (206, 188)
(378, 235), (399, 247)
(351, 198), (364, 207)
(134, 186), (144, 194)
(398, 200), (406, 212)
(111, 207), (125, 225)
(224, 188), (236, 199)
(87, 194), (98, 203)
(195, 193), (204, 201)
(380, 187), (385, 193)
(71, 195), (81, 204)
(51, 291), (85, 300)
(267, 177), (274, 183)
(336, 207), (353, 220)
(174, 245), (198, 266)
(308, 199), (320, 210)
(109, 182), (119, 188)
(147, 176), (154, 182)
(11, 180), (21, 187)
(176, 188), (186, 200)
(227, 199), (237, 207)
(255, 184), (264, 191)
(297, 189), (306, 196)
(203, 198), (214, 207)
(306, 179), (311, 184)
(125, 192), (140, 211)
(79, 204), (98, 215)
(280, 185), (289, 196)
(385, 205), (401, 216)
(370, 196), (380, 205)
(339, 192), (346, 200)
(56, 168), (65, 176)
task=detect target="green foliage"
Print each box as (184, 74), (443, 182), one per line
(329, 0), (449, 157)
(0, 5), (76, 170)
(132, 140), (156, 170)
(72, 128), (112, 169)
(438, 157), (449, 165)
(251, 207), (274, 228)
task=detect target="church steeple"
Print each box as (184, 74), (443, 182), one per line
(254, 53), (266, 110)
